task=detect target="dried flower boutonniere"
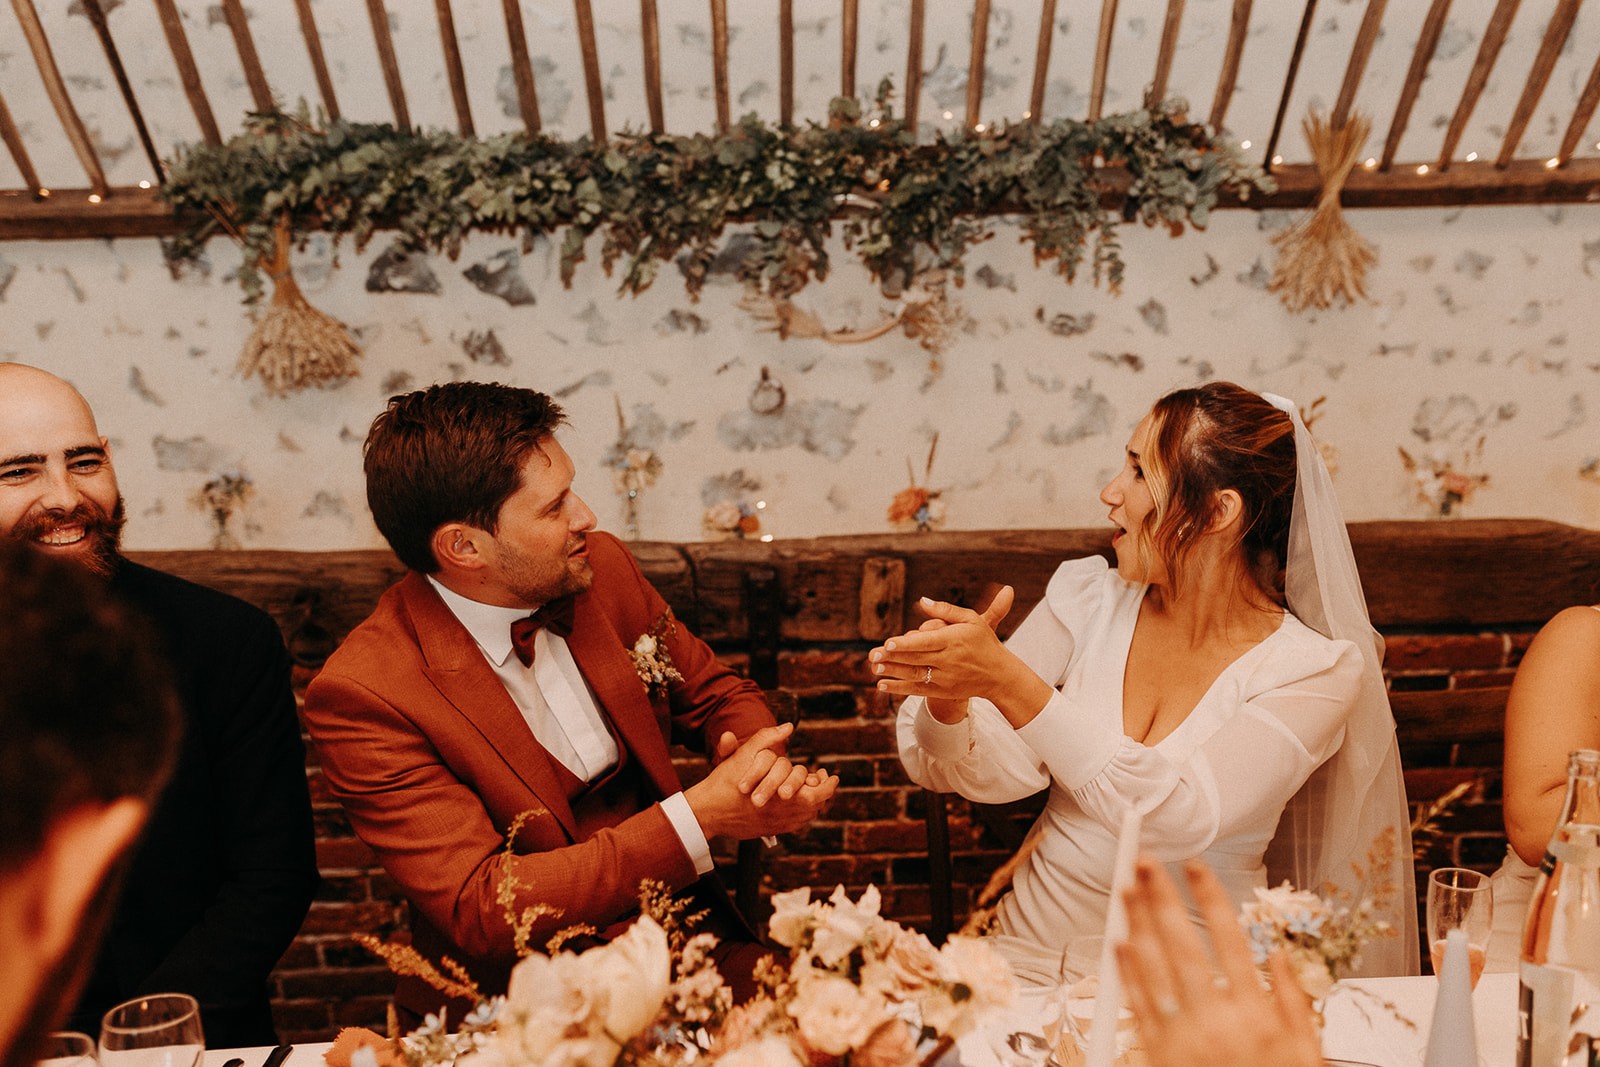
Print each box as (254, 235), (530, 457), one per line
(629, 611), (685, 699)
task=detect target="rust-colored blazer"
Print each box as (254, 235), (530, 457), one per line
(303, 532), (772, 1014)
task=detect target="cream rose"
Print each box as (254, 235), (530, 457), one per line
(788, 970), (887, 1056)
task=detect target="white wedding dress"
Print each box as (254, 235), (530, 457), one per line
(897, 556), (1365, 985)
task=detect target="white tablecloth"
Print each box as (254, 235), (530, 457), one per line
(200, 974), (1521, 1067)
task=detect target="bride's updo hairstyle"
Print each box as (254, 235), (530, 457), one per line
(1137, 382), (1296, 600)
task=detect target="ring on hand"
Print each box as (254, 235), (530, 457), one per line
(922, 666), (934, 685)
(1156, 996), (1180, 1019)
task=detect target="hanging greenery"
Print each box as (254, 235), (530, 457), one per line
(163, 85), (1271, 307)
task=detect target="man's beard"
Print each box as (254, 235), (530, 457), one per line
(9, 496), (126, 577)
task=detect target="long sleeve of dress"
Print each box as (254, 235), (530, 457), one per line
(896, 556), (1363, 861)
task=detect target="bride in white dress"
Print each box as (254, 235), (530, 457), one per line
(870, 382), (1417, 983)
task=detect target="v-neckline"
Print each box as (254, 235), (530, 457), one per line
(1114, 586), (1288, 749)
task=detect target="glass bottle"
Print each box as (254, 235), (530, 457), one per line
(1517, 748), (1600, 1067)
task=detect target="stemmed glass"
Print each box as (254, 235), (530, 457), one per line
(37, 1031), (97, 1067)
(1052, 935), (1141, 1066)
(1426, 867), (1492, 988)
(98, 994), (205, 1067)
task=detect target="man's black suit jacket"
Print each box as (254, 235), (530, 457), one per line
(67, 561), (319, 1048)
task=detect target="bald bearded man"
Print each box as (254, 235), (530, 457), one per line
(0, 364), (318, 1047)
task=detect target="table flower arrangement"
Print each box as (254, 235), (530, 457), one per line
(337, 880), (1015, 1067)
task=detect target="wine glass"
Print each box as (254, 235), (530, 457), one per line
(98, 995), (204, 1067)
(1426, 867), (1492, 987)
(37, 1031), (97, 1067)
(1052, 936), (1142, 1066)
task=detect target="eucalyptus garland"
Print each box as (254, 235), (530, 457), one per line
(163, 88), (1272, 306)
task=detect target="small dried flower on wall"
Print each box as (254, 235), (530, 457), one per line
(192, 470), (254, 549)
(603, 397), (662, 540)
(1398, 440), (1490, 518)
(887, 434), (946, 533)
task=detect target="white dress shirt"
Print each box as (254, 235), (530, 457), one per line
(428, 577), (713, 875)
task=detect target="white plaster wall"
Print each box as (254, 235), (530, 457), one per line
(2, 200), (1597, 551)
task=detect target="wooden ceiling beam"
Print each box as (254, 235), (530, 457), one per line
(640, 0), (664, 133)
(1381, 0), (1452, 170)
(1557, 50), (1600, 165)
(11, 0), (108, 195)
(779, 0), (795, 127)
(502, 0), (541, 134)
(1087, 0), (1119, 122)
(365, 0), (411, 131)
(710, 0), (731, 133)
(0, 91), (43, 196)
(221, 0), (275, 113)
(573, 0), (607, 140)
(1029, 0), (1058, 123)
(1331, 0), (1387, 129)
(967, 0), (991, 129)
(1496, 0), (1583, 167)
(1438, 0), (1521, 170)
(152, 0), (221, 146)
(841, 0), (859, 100)
(1264, 0), (1318, 169)
(905, 0), (925, 128)
(1208, 0), (1252, 131)
(1149, 0), (1185, 106)
(293, 0), (340, 121)
(435, 0), (475, 136)
(79, 0), (164, 184)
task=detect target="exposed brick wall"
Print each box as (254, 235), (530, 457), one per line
(268, 626), (1531, 1041)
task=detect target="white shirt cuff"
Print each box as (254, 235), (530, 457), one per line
(1015, 693), (1122, 791)
(912, 700), (976, 762)
(661, 792), (715, 876)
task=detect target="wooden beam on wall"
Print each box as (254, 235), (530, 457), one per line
(11, 0), (108, 195)
(1029, 0), (1058, 122)
(1557, 51), (1600, 165)
(0, 186), (177, 238)
(573, 0), (607, 140)
(152, 0), (221, 145)
(966, 0), (991, 128)
(1496, 0), (1583, 167)
(1264, 0), (1318, 168)
(905, 0), (925, 128)
(1088, 0), (1119, 122)
(640, 0), (664, 133)
(502, 0), (542, 133)
(78, 0), (164, 183)
(221, 0), (275, 113)
(365, 0), (411, 130)
(435, 0), (475, 136)
(780, 0), (795, 126)
(1256, 154), (1600, 207)
(293, 0), (340, 121)
(710, 0), (731, 133)
(1438, 0), (1522, 170)
(841, 0), (859, 99)
(1331, 0), (1387, 129)
(1381, 0), (1452, 170)
(1208, 0), (1252, 130)
(1149, 0), (1185, 105)
(0, 91), (44, 195)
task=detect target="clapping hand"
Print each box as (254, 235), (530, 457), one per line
(686, 724), (838, 841)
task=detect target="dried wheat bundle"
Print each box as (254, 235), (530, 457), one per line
(238, 220), (362, 396)
(1269, 111), (1377, 313)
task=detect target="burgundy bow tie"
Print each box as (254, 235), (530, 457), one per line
(510, 597), (576, 668)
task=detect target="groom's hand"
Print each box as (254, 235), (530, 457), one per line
(686, 725), (838, 840)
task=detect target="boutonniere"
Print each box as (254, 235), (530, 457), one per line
(628, 610), (685, 699)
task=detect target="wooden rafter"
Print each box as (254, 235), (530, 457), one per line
(152, 0), (220, 146)
(221, 0), (275, 114)
(0, 91), (43, 196)
(1557, 51), (1600, 165)
(1088, 0), (1119, 122)
(1209, 0), (1251, 130)
(780, 0), (795, 126)
(967, 0), (991, 129)
(1330, 0), (1386, 130)
(906, 0), (925, 128)
(11, 0), (108, 195)
(293, 0), (340, 121)
(710, 0), (731, 133)
(502, 0), (541, 133)
(365, 0), (411, 131)
(842, 0), (859, 99)
(1030, 0), (1059, 122)
(78, 0), (164, 183)
(640, 0), (664, 133)
(1149, 0), (1185, 105)
(1381, 0), (1452, 170)
(573, 0), (607, 141)
(1438, 0), (1522, 170)
(435, 0), (475, 136)
(1264, 0), (1318, 169)
(1496, 0), (1584, 167)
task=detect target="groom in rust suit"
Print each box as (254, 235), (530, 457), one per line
(303, 382), (836, 1021)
